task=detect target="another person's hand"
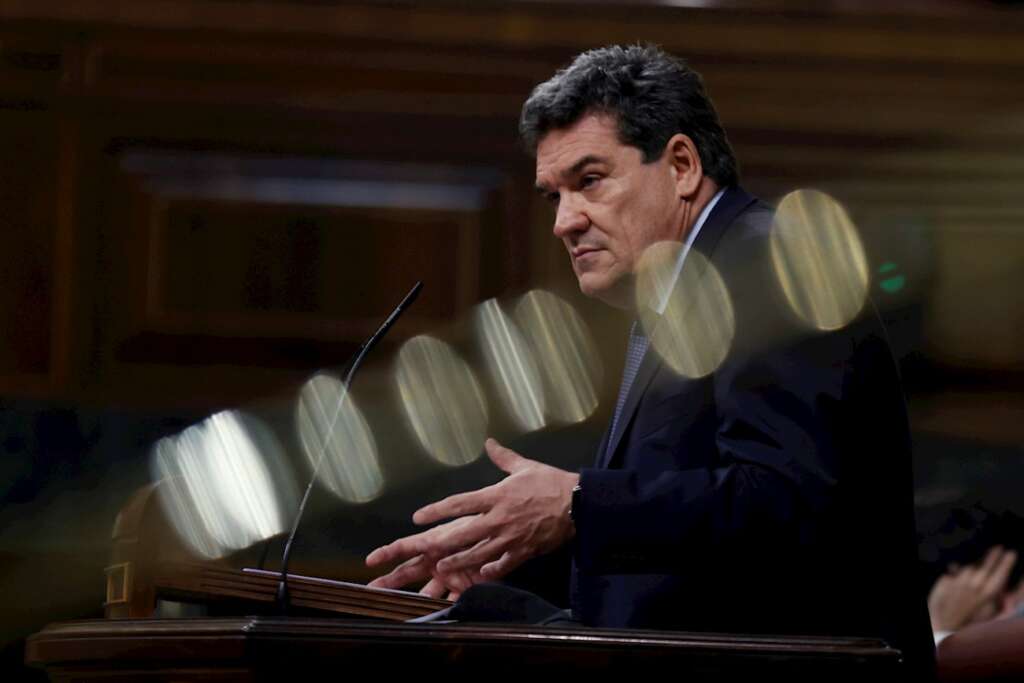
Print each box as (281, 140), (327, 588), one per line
(366, 438), (579, 591)
(928, 545), (1018, 633)
(997, 575), (1024, 619)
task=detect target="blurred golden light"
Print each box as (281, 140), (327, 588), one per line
(513, 289), (602, 424)
(295, 373), (384, 504)
(394, 335), (488, 466)
(150, 411), (293, 559)
(474, 298), (546, 432)
(636, 241), (735, 378)
(770, 189), (869, 331)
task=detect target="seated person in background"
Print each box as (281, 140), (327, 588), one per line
(929, 544), (1024, 643)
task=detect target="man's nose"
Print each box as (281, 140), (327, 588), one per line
(552, 194), (589, 239)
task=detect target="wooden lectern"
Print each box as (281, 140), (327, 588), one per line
(100, 483), (450, 622)
(26, 483), (907, 681)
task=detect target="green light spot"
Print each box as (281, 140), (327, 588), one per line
(880, 275), (906, 294)
(878, 262), (897, 274)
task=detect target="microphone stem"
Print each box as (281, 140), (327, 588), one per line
(275, 281), (422, 614)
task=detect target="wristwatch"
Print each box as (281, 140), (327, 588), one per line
(569, 483), (583, 522)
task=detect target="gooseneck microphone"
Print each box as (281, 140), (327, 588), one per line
(275, 281), (423, 614)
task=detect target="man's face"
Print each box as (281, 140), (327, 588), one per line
(535, 113), (682, 308)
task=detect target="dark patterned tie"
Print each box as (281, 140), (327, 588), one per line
(604, 320), (649, 463)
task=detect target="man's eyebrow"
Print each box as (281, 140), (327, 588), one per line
(535, 154), (609, 194)
(565, 154), (608, 178)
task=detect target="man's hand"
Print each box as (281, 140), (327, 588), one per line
(366, 438), (579, 591)
(365, 515), (485, 600)
(928, 545), (1018, 633)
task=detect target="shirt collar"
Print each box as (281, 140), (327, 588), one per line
(654, 187), (727, 314)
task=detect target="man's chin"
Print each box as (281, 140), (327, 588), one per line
(578, 274), (630, 309)
(577, 272), (604, 297)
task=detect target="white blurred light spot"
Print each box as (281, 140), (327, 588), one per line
(394, 335), (488, 467)
(474, 298), (546, 432)
(513, 290), (602, 424)
(295, 373), (384, 504)
(636, 242), (735, 378)
(770, 189), (869, 331)
(152, 436), (224, 559)
(151, 411), (293, 559)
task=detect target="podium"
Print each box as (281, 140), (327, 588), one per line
(26, 484), (910, 681)
(100, 483), (450, 621)
(26, 616), (903, 681)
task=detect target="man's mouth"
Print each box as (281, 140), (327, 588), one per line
(572, 246), (602, 259)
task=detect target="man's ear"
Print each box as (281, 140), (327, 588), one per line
(665, 134), (703, 199)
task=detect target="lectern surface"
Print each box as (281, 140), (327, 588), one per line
(27, 616), (904, 682)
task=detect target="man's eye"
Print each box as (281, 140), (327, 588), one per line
(580, 175), (601, 190)
(545, 192), (560, 204)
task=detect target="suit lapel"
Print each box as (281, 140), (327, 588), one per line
(596, 186), (758, 470)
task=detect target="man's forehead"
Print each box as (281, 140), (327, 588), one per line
(534, 114), (623, 183)
(537, 114), (620, 158)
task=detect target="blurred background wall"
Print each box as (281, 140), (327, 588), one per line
(1, 0), (1023, 678)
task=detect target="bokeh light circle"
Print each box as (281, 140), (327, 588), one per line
(296, 373), (384, 504)
(394, 335), (488, 466)
(770, 188), (869, 331)
(636, 241), (735, 378)
(513, 289), (602, 424)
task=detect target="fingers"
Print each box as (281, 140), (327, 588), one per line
(485, 438), (529, 475)
(961, 546), (1012, 595)
(414, 488), (493, 526)
(437, 536), (510, 574)
(928, 574), (950, 601)
(438, 570), (471, 594)
(368, 438), (548, 597)
(366, 528), (438, 568)
(979, 546), (1005, 576)
(367, 554), (432, 590)
(480, 550), (525, 581)
(433, 566), (480, 595)
(954, 547), (999, 588)
(982, 547), (1017, 597)
(423, 562), (484, 601)
(374, 552), (484, 599)
(419, 576), (447, 599)
(367, 516), (495, 568)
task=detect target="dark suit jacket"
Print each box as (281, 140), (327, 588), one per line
(569, 186), (936, 679)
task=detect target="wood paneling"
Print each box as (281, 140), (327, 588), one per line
(74, 139), (519, 403)
(117, 150), (493, 336)
(0, 0), (1020, 418)
(0, 109), (58, 383)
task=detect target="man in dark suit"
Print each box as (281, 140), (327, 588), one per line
(367, 44), (935, 678)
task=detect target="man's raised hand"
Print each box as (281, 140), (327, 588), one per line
(365, 438), (579, 591)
